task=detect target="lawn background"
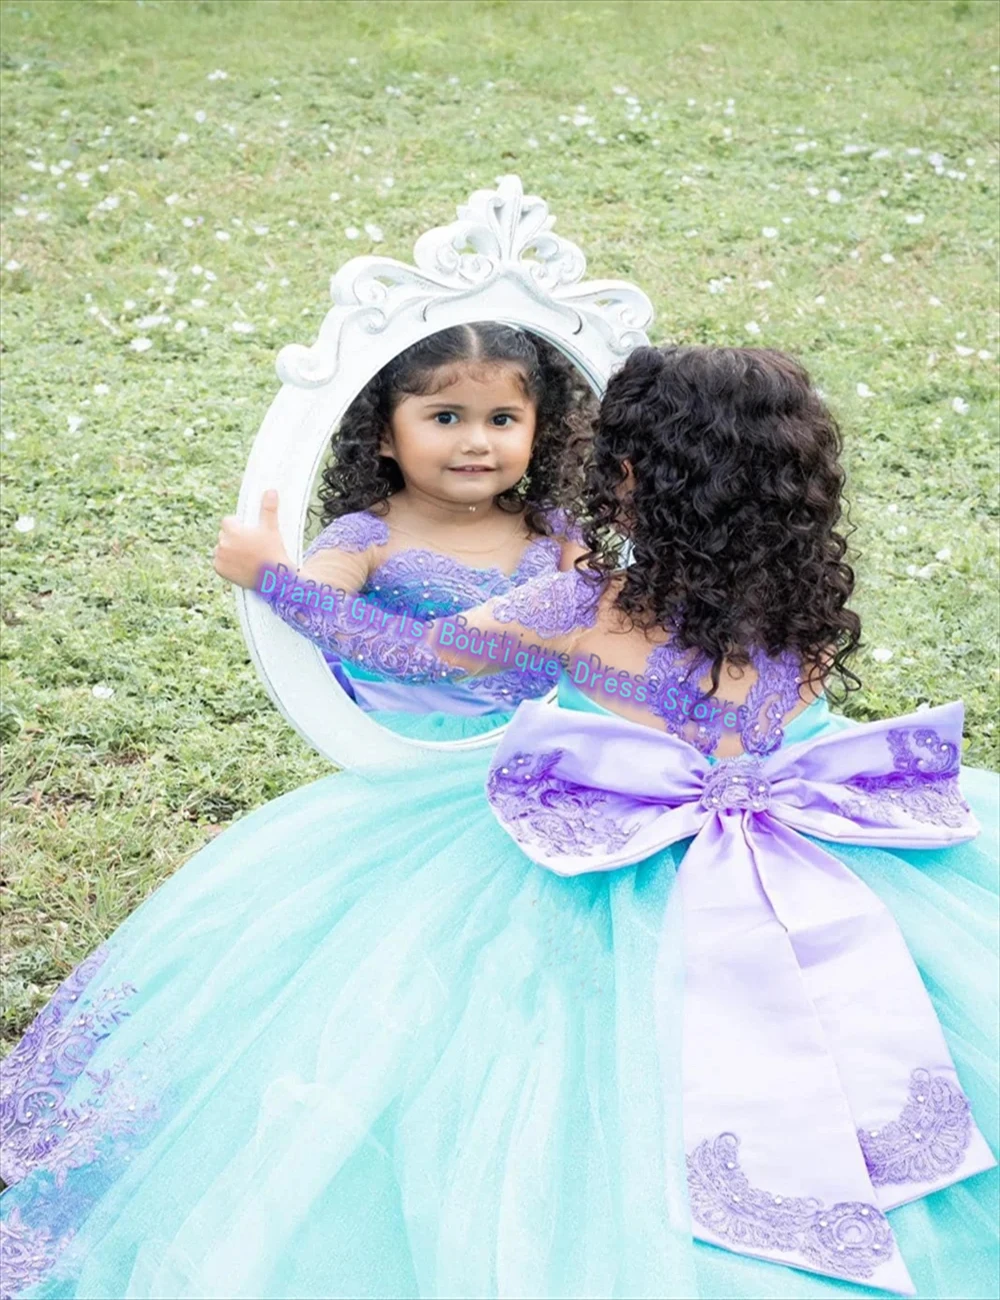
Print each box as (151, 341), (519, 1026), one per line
(1, 0), (998, 1049)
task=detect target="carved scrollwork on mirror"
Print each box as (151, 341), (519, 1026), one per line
(234, 174), (653, 771)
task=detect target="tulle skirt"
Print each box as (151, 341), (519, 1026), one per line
(1, 741), (997, 1299)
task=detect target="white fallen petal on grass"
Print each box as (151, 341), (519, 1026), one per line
(954, 345), (975, 357)
(871, 648), (893, 663)
(935, 547), (952, 562)
(761, 226), (778, 238)
(364, 223), (385, 242)
(856, 382), (874, 398)
(14, 515), (36, 533)
(880, 253), (895, 264)
(826, 189), (842, 204)
(951, 397), (969, 414)
(744, 321), (761, 336)
(93, 383), (110, 395)
(904, 212), (925, 224)
(978, 350), (992, 360)
(231, 321), (255, 334)
(67, 415), (84, 433)
(130, 337), (153, 352)
(91, 684), (115, 699)
(215, 230), (230, 241)
(345, 226), (360, 240)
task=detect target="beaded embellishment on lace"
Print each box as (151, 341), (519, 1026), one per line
(491, 568), (602, 638)
(858, 1069), (972, 1186)
(304, 511), (389, 558)
(0, 945), (156, 1188)
(687, 1132), (893, 1280)
(836, 728), (971, 828)
(485, 749), (637, 857)
(0, 1207), (76, 1300)
(699, 755), (772, 813)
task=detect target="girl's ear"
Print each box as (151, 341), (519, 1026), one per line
(378, 430), (396, 460)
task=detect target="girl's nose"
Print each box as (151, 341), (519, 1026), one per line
(459, 424), (492, 452)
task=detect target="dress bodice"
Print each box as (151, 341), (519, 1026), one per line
(305, 509), (564, 620)
(303, 509), (567, 715)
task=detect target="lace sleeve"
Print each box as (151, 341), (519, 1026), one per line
(490, 568), (603, 638)
(303, 511), (388, 561)
(254, 566), (467, 686)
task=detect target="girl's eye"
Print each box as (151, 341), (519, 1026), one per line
(492, 414), (514, 427)
(433, 412), (459, 426)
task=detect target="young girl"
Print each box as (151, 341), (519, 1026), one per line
(217, 320), (596, 741)
(2, 348), (996, 1300)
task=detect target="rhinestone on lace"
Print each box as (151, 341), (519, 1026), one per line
(699, 754), (771, 813)
(687, 1132), (893, 1281)
(858, 1068), (972, 1186)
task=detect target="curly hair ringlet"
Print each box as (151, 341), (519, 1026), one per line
(578, 344), (862, 702)
(314, 322), (597, 539)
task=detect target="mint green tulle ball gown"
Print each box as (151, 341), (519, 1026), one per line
(1, 673), (997, 1299)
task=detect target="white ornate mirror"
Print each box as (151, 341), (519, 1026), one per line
(233, 175), (653, 771)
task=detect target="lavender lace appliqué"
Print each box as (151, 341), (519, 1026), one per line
(837, 728), (971, 828)
(0, 1207), (76, 1300)
(0, 945), (150, 1187)
(700, 755), (772, 813)
(687, 1133), (893, 1281)
(304, 511), (389, 558)
(364, 537), (559, 620)
(491, 569), (602, 639)
(487, 749), (637, 857)
(858, 1068), (972, 1186)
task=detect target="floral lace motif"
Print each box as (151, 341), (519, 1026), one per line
(740, 649), (807, 756)
(0, 1206), (75, 1300)
(687, 1132), (893, 1281)
(486, 749), (637, 857)
(304, 511), (389, 558)
(642, 642), (735, 755)
(643, 644), (805, 757)
(364, 537), (560, 620)
(700, 755), (772, 813)
(491, 569), (602, 638)
(0, 945), (156, 1189)
(836, 728), (971, 828)
(858, 1069), (972, 1186)
(257, 577), (468, 686)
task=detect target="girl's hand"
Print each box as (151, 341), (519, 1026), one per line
(213, 489), (293, 589)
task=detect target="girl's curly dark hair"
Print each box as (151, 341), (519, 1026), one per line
(315, 322), (596, 538)
(580, 345), (862, 700)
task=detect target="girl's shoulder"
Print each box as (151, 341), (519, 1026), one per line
(304, 509), (390, 561)
(531, 504), (586, 546)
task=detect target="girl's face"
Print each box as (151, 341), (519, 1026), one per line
(380, 363), (536, 507)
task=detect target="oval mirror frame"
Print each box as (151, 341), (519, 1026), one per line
(233, 174), (654, 772)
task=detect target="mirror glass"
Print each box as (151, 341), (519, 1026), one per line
(298, 322), (601, 742)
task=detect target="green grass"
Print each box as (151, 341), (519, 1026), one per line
(1, 0), (998, 1048)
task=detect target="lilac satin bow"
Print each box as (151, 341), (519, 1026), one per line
(484, 700), (996, 1295)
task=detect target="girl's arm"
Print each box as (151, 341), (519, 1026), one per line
(253, 566), (605, 686)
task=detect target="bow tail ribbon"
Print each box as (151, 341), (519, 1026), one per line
(679, 817), (916, 1294)
(749, 817), (995, 1211)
